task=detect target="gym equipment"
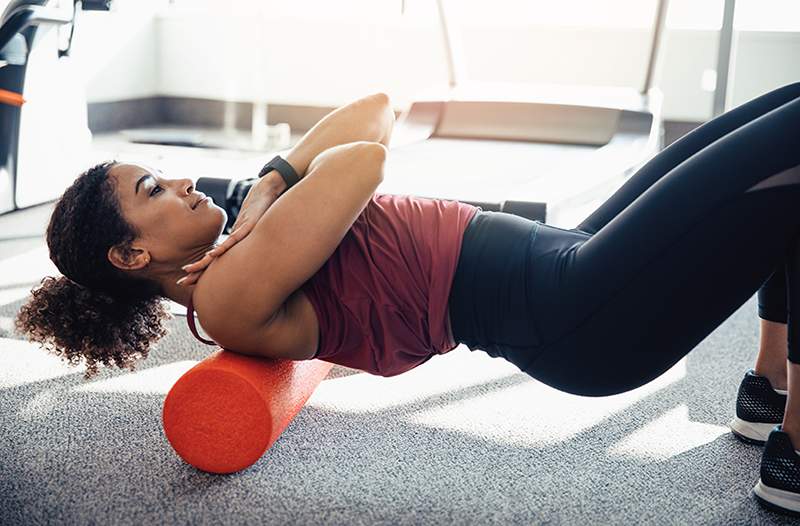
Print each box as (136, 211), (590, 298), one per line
(380, 0), (671, 226)
(162, 348), (333, 474)
(198, 169), (549, 233)
(198, 1), (670, 226)
(0, 0), (112, 215)
(197, 171), (548, 235)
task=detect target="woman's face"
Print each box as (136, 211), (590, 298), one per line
(109, 163), (227, 267)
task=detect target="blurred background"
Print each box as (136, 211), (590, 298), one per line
(82, 0), (799, 121)
(2, 0), (800, 214)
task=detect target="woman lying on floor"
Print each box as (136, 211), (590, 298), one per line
(15, 86), (800, 514)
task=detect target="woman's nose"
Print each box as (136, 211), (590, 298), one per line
(179, 178), (194, 195)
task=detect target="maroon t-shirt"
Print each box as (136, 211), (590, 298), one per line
(300, 192), (480, 377)
(186, 193), (478, 376)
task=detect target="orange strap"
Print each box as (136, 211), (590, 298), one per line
(0, 88), (25, 107)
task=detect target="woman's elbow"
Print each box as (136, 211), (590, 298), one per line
(371, 92), (391, 108)
(364, 142), (388, 181)
(370, 92), (395, 146)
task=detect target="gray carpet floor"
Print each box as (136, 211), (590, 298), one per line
(0, 202), (796, 525)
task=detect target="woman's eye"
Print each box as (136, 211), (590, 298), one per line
(150, 185), (162, 196)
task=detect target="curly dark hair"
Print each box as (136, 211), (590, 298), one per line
(14, 160), (171, 380)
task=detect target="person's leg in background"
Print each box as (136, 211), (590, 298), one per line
(755, 266), (788, 390)
(727, 261), (791, 447)
(786, 239), (800, 442)
(753, 237), (800, 513)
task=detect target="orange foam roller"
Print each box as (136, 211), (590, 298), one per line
(162, 349), (333, 474)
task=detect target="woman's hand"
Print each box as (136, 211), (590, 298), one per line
(177, 176), (283, 286)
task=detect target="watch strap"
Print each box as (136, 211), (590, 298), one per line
(258, 155), (300, 191)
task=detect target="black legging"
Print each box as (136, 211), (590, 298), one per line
(447, 81), (800, 396)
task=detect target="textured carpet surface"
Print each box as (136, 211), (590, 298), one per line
(1, 204), (796, 525)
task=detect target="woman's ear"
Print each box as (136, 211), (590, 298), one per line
(107, 243), (150, 271)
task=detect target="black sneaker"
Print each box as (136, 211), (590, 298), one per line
(753, 425), (800, 515)
(729, 369), (787, 445)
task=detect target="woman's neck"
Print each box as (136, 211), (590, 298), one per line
(155, 243), (216, 308)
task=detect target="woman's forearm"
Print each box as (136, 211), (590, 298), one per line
(281, 93), (394, 182)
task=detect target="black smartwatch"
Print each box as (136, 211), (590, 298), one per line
(257, 155), (301, 193)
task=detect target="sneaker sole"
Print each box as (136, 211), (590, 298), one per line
(729, 417), (776, 445)
(753, 479), (800, 515)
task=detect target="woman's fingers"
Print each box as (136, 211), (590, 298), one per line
(231, 221), (254, 241)
(209, 225), (244, 256)
(210, 222), (253, 255)
(176, 271), (201, 286)
(208, 234), (236, 257)
(181, 258), (208, 274)
(228, 211), (255, 241)
(177, 220), (258, 285)
(181, 252), (215, 274)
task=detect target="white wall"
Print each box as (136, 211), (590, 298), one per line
(71, 0), (163, 101)
(71, 0), (800, 122)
